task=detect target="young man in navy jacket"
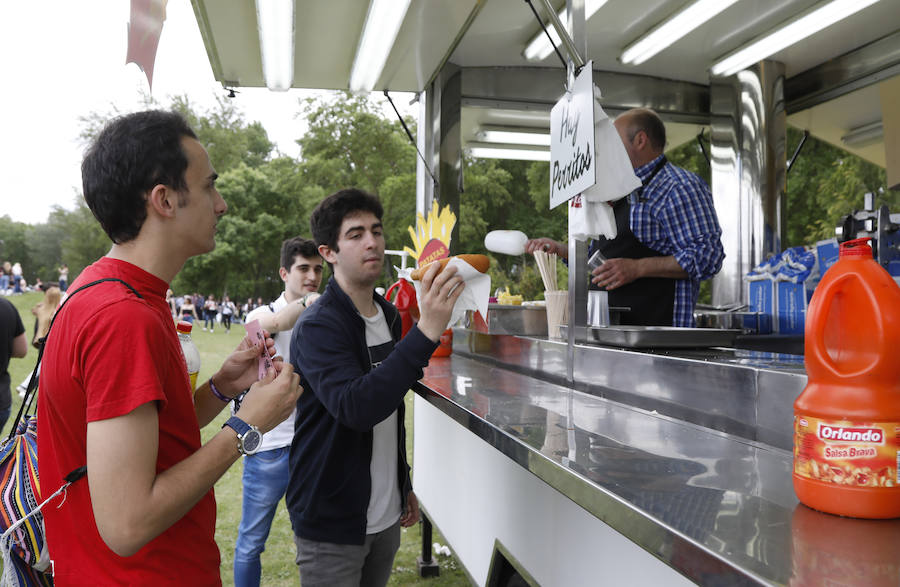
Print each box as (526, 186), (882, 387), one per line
(288, 188), (464, 586)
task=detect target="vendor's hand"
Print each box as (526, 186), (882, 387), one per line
(234, 364), (301, 434)
(417, 262), (465, 342)
(213, 332), (282, 398)
(591, 257), (642, 290)
(525, 238), (567, 259)
(400, 491), (420, 527)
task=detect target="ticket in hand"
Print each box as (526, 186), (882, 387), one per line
(243, 319), (273, 380)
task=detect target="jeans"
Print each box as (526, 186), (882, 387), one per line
(234, 446), (290, 587)
(0, 275), (8, 293)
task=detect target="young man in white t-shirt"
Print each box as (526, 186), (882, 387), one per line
(235, 236), (323, 587)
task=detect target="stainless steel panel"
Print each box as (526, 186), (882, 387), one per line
(458, 68), (710, 123)
(415, 356), (900, 586)
(695, 310), (764, 332)
(419, 63), (462, 251)
(710, 60), (787, 308)
(469, 305), (548, 336)
(561, 325), (741, 348)
(451, 328), (807, 450)
(786, 30), (900, 113)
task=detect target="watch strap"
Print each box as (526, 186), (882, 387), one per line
(223, 415), (251, 437)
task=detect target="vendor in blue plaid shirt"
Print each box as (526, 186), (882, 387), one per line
(527, 108), (724, 327)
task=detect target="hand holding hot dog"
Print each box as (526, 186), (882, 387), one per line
(416, 261), (466, 342)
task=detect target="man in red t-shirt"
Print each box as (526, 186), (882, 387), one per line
(37, 110), (302, 585)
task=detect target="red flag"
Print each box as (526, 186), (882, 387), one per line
(126, 0), (168, 90)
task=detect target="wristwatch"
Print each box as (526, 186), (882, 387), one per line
(223, 416), (263, 455)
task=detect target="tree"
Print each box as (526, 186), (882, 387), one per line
(783, 127), (889, 246)
(171, 95), (275, 173)
(297, 92), (419, 285)
(0, 216), (30, 280)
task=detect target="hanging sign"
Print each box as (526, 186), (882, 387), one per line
(549, 61), (595, 209)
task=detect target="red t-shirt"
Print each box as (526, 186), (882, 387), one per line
(37, 257), (220, 585)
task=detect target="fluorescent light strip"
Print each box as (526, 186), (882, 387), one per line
(479, 128), (551, 147)
(841, 121), (883, 147)
(523, 0), (610, 62)
(620, 0), (739, 65)
(711, 0), (882, 77)
(255, 0), (294, 91)
(468, 142), (550, 162)
(349, 0), (413, 92)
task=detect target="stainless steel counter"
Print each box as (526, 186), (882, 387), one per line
(413, 332), (900, 586)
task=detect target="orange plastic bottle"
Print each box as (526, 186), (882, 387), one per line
(793, 237), (900, 518)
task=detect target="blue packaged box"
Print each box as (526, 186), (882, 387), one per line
(747, 277), (775, 333)
(816, 239), (839, 276)
(775, 279), (808, 334)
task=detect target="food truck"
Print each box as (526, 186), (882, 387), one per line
(191, 0), (900, 584)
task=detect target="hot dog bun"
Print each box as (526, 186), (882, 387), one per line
(410, 254), (490, 280)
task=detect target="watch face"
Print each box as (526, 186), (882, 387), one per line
(242, 429), (262, 454)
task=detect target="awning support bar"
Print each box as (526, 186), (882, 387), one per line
(787, 130), (810, 175)
(533, 0), (586, 70)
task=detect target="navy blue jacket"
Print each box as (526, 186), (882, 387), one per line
(286, 277), (439, 545)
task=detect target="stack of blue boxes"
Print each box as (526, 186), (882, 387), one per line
(746, 239), (839, 335)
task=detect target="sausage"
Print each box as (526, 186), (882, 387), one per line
(410, 254), (490, 280)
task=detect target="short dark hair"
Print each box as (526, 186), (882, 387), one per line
(280, 236), (320, 270)
(309, 188), (383, 252)
(81, 110), (198, 244)
(623, 108), (666, 152)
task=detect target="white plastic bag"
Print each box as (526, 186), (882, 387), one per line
(580, 85), (641, 205)
(568, 195), (617, 241)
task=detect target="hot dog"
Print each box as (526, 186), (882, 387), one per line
(410, 254), (490, 281)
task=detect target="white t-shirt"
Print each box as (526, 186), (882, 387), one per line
(362, 303), (402, 534)
(245, 293), (295, 450)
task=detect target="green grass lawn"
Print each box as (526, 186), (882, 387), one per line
(2, 291), (468, 586)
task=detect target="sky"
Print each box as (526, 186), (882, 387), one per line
(1, 1), (414, 226)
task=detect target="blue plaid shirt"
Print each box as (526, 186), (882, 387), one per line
(629, 155), (724, 326)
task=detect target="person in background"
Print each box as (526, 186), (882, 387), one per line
(37, 110), (302, 584)
(16, 284), (62, 397)
(180, 295), (199, 323)
(166, 289), (177, 320)
(0, 295), (27, 432)
(526, 108), (724, 327)
(0, 266), (9, 294)
(203, 294), (218, 332)
(287, 189), (464, 586)
(58, 264), (69, 292)
(234, 236), (323, 587)
(220, 295), (236, 334)
(11, 262), (23, 294)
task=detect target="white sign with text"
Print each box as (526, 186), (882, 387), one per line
(549, 62), (595, 209)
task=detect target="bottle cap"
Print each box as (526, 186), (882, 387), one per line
(176, 320), (193, 334)
(838, 237), (873, 258)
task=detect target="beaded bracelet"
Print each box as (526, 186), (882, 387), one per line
(209, 377), (235, 402)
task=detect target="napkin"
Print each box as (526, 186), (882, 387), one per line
(398, 258), (491, 329)
(569, 195), (617, 241)
(581, 84), (641, 204)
